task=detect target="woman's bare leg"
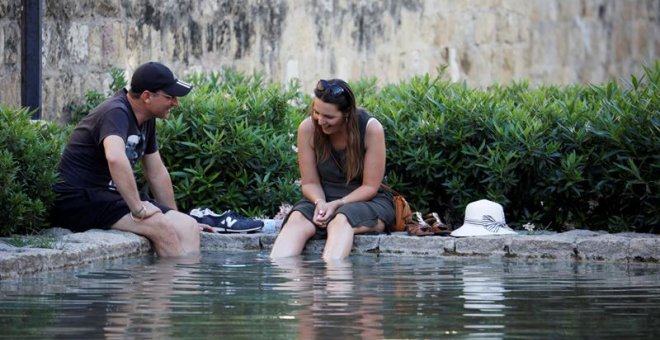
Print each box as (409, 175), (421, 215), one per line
(323, 214), (384, 261)
(270, 211), (317, 258)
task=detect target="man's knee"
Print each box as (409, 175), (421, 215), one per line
(148, 214), (181, 244)
(164, 210), (199, 233)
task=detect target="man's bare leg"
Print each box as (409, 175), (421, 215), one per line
(164, 210), (200, 255)
(112, 212), (192, 257)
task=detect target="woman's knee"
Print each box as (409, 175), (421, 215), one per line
(282, 212), (316, 234)
(326, 214), (351, 231)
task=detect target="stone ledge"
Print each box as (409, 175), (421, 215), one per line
(0, 228), (151, 280)
(1, 228), (658, 280)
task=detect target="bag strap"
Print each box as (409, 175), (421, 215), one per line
(380, 183), (403, 197)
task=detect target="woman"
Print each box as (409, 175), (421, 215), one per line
(270, 79), (395, 260)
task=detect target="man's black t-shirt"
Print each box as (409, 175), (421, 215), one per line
(55, 89), (158, 191)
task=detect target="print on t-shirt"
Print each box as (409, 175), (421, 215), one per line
(108, 133), (146, 190)
(125, 133), (145, 166)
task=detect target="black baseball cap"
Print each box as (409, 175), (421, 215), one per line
(130, 61), (193, 97)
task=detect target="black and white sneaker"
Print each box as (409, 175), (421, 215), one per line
(189, 208), (219, 226)
(190, 208), (264, 233)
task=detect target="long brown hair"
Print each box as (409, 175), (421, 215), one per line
(312, 79), (363, 183)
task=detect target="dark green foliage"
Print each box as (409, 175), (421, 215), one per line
(157, 69), (305, 217)
(369, 62), (659, 232)
(0, 106), (66, 236)
(3, 63), (658, 234)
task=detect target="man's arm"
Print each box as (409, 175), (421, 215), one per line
(141, 150), (177, 210)
(103, 135), (149, 215)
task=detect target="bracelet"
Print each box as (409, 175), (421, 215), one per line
(314, 199), (323, 206)
(340, 198), (347, 205)
(130, 205), (146, 222)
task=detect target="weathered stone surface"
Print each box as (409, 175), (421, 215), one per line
(259, 234), (277, 250)
(629, 237), (660, 262)
(0, 229), (151, 280)
(301, 239), (326, 255)
(1, 228), (658, 280)
(576, 233), (660, 263)
(1, 0), (658, 120)
(576, 234), (631, 262)
(351, 235), (380, 255)
(201, 233), (261, 251)
(454, 236), (514, 256)
(508, 235), (576, 260)
(379, 233), (452, 256)
(41, 227), (73, 237)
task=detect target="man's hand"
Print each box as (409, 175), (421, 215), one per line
(198, 223), (216, 233)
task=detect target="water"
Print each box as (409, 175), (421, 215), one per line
(1, 252), (659, 339)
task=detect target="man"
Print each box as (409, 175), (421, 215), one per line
(51, 61), (200, 257)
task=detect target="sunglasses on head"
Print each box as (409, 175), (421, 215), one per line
(315, 79), (345, 98)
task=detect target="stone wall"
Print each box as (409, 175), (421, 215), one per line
(0, 0), (658, 121)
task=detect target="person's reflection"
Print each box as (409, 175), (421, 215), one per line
(271, 257), (384, 339)
(325, 260), (384, 339)
(271, 256), (317, 339)
(102, 255), (202, 339)
(460, 266), (508, 338)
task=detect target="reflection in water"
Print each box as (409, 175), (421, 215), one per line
(461, 267), (508, 339)
(271, 258), (384, 339)
(0, 254), (659, 338)
(102, 255), (202, 339)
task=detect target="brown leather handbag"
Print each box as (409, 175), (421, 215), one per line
(382, 184), (414, 232)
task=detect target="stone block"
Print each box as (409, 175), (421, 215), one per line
(95, 0), (121, 17)
(530, 0), (558, 22)
(258, 234), (277, 251)
(550, 229), (603, 241)
(302, 239), (325, 254)
(576, 234), (630, 262)
(616, 233), (660, 262)
(351, 235), (380, 255)
(379, 233), (451, 256)
(88, 25), (103, 65)
(0, 248), (61, 279)
(41, 227), (73, 238)
(0, 242), (18, 251)
(509, 235), (576, 260)
(201, 233), (261, 251)
(0, 72), (20, 108)
(474, 12), (496, 45)
(67, 23), (90, 63)
(558, 1), (580, 21)
(2, 24), (19, 64)
(628, 236), (659, 262)
(496, 13), (521, 44)
(453, 236), (513, 256)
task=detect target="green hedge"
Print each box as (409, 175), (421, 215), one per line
(157, 69), (304, 217)
(1, 62), (657, 236)
(0, 107), (66, 235)
(368, 63), (659, 232)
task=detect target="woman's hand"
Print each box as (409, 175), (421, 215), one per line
(313, 200), (328, 226)
(313, 200), (343, 227)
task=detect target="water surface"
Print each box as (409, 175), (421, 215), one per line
(1, 252), (659, 339)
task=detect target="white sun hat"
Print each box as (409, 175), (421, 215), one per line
(450, 199), (517, 237)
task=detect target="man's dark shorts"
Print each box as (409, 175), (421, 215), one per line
(51, 188), (172, 232)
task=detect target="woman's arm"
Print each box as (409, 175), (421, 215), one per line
(339, 118), (386, 205)
(298, 118), (326, 205)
